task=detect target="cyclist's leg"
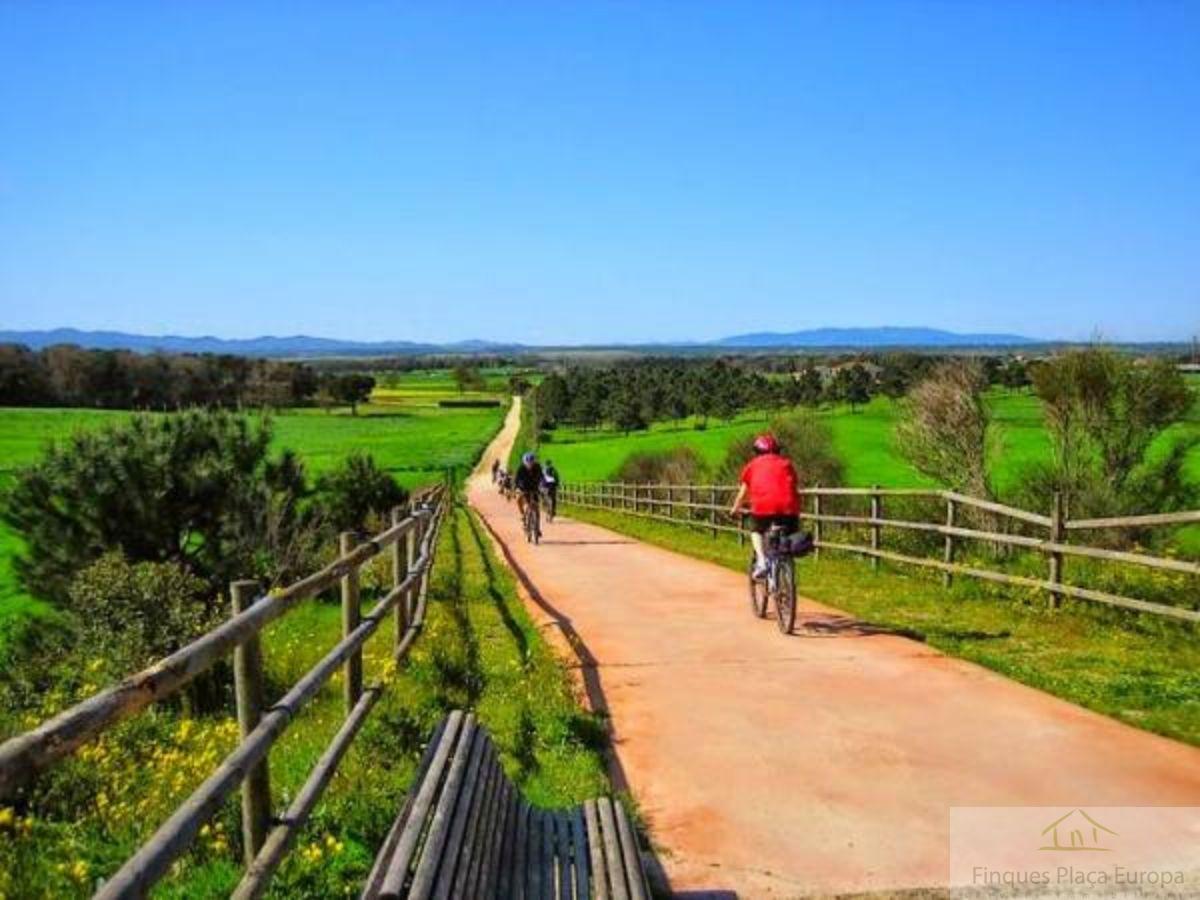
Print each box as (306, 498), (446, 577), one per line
(748, 515), (768, 576)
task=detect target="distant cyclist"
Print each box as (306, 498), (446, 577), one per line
(541, 460), (560, 520)
(491, 458), (501, 484)
(514, 451), (544, 534)
(729, 434), (802, 579)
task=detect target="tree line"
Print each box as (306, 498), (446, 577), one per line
(587, 348), (1195, 530)
(530, 354), (1036, 432)
(0, 343), (378, 412)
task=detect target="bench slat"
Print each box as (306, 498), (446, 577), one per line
(583, 800), (609, 900)
(408, 716), (479, 900)
(542, 808), (557, 900)
(481, 777), (514, 900)
(379, 711), (467, 899)
(514, 801), (530, 900)
(460, 746), (502, 899)
(615, 802), (648, 900)
(497, 786), (519, 900)
(361, 715), (449, 899)
(570, 806), (589, 900)
(435, 730), (490, 900)
(528, 806), (545, 900)
(597, 798), (630, 900)
(555, 811), (573, 899)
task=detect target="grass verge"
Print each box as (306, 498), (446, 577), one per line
(0, 500), (608, 898)
(561, 502), (1200, 748)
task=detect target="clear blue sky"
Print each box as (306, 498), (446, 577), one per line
(2, 2), (1198, 344)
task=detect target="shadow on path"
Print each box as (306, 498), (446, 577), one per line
(473, 509), (636, 795)
(538, 538), (637, 547)
(797, 612), (928, 642)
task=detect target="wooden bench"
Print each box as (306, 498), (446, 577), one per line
(362, 711), (652, 900)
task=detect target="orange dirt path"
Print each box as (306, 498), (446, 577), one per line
(468, 401), (1200, 898)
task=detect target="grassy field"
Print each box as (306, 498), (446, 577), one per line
(0, 393), (507, 662)
(0, 500), (609, 898)
(541, 386), (1200, 498)
(561, 503), (1200, 748)
(375, 365), (538, 400)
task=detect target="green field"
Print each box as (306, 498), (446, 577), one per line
(540, 388), (1198, 498)
(374, 365), (538, 399)
(0, 396), (507, 660)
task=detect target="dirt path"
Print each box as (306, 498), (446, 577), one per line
(468, 402), (1200, 898)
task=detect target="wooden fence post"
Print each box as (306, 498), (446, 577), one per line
(231, 579), (270, 866)
(812, 487), (822, 558)
(340, 532), (362, 714)
(737, 491), (746, 546)
(391, 507), (408, 654)
(687, 486), (695, 527)
(709, 486), (718, 538)
(1048, 491), (1064, 608)
(870, 486), (881, 572)
(406, 509), (420, 624)
(943, 497), (957, 588)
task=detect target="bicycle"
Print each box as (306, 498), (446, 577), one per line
(747, 523), (806, 634)
(540, 483), (557, 523)
(522, 493), (541, 544)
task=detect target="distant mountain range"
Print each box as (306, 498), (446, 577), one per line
(0, 325), (1042, 357)
(713, 327), (1038, 348)
(0, 328), (523, 357)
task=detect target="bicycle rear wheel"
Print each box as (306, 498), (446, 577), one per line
(747, 558), (768, 618)
(773, 558), (796, 634)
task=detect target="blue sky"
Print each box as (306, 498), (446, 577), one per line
(1, 2), (1198, 344)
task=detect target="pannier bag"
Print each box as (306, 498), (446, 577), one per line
(786, 531), (815, 557)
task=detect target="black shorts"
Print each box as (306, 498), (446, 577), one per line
(749, 514), (799, 534)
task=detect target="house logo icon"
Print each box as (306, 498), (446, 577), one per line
(1038, 809), (1118, 852)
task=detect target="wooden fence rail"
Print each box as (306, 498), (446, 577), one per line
(558, 481), (1200, 625)
(0, 486), (450, 899)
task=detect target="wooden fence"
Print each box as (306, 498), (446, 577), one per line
(0, 486), (449, 899)
(558, 481), (1200, 625)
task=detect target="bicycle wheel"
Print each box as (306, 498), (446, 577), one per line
(531, 503), (540, 544)
(747, 558), (768, 618)
(773, 557), (796, 634)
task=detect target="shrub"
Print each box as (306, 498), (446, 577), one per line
(68, 553), (221, 677)
(715, 412), (844, 487)
(311, 453), (408, 534)
(615, 447), (706, 484)
(1026, 348), (1196, 519)
(1, 411), (306, 604)
(895, 361), (992, 498)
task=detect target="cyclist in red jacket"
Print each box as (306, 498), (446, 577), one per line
(729, 434), (802, 579)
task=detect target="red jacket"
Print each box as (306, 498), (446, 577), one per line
(740, 454), (801, 516)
